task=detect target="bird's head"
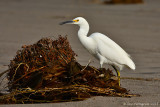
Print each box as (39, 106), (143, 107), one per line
(59, 17), (88, 26)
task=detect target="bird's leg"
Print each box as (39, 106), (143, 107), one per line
(100, 64), (102, 70)
(99, 63), (105, 77)
(112, 65), (120, 86)
(99, 62), (103, 71)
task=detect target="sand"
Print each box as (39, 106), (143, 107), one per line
(0, 0), (160, 106)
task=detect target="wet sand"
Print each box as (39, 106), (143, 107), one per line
(0, 0), (160, 106)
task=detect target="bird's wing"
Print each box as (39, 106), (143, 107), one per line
(90, 32), (131, 65)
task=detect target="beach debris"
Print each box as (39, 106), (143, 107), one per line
(0, 36), (139, 104)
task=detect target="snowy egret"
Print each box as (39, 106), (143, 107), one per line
(60, 17), (135, 86)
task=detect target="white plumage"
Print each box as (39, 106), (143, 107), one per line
(60, 17), (136, 85)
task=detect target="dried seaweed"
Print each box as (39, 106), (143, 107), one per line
(0, 36), (139, 104)
(103, 0), (144, 4)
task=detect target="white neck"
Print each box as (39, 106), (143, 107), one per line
(78, 21), (89, 42)
(77, 20), (96, 54)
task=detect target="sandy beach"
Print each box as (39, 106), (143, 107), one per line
(0, 0), (160, 106)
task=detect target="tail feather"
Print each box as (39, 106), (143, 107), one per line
(126, 58), (136, 70)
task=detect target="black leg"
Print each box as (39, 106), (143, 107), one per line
(112, 65), (120, 86)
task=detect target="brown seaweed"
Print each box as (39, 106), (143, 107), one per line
(103, 0), (144, 4)
(0, 36), (139, 104)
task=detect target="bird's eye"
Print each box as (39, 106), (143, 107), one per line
(77, 19), (79, 22)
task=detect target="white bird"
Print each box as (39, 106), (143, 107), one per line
(60, 17), (135, 86)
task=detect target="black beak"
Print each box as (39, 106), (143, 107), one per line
(59, 20), (74, 25)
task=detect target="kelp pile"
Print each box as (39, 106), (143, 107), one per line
(103, 0), (144, 4)
(0, 36), (138, 104)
